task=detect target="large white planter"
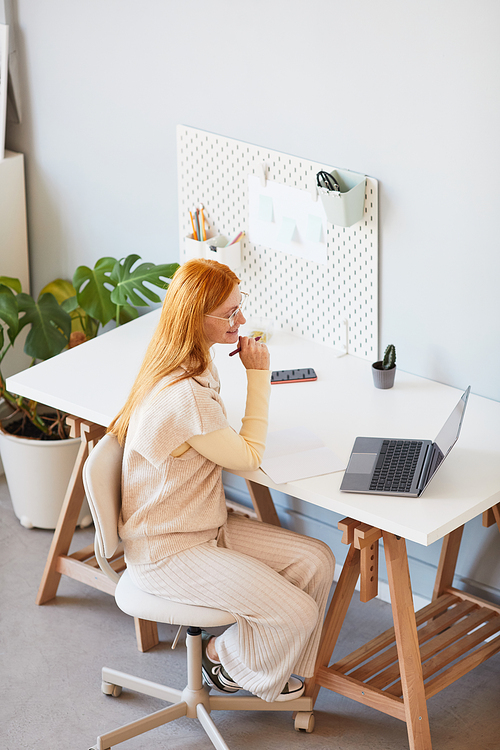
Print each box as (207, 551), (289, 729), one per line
(0, 430), (92, 529)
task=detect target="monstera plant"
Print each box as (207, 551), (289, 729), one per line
(0, 255), (179, 439)
(71, 254), (179, 334)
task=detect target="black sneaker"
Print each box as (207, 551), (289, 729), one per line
(201, 631), (241, 693)
(276, 676), (305, 702)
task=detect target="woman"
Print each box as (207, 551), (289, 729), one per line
(108, 258), (335, 703)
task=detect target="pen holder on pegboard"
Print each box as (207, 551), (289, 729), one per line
(204, 235), (242, 272)
(184, 233), (215, 261)
(318, 168), (366, 227)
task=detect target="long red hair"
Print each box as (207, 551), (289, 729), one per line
(108, 259), (240, 444)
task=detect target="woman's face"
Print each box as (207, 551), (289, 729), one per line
(203, 283), (246, 347)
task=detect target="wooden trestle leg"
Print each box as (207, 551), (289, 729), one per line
(383, 532), (432, 750)
(483, 501), (500, 533)
(35, 417), (159, 653)
(305, 541), (361, 704)
(245, 480), (282, 526)
(432, 525), (464, 601)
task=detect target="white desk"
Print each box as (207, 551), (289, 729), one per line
(7, 309), (500, 750)
(9, 308), (499, 545)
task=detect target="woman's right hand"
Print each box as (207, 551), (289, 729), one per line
(238, 336), (270, 371)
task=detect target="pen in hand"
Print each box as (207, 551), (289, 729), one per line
(229, 336), (261, 357)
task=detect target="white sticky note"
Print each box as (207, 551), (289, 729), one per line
(277, 216), (297, 243)
(306, 214), (323, 243)
(258, 194), (274, 222)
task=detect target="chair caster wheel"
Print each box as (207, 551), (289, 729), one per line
(294, 711), (315, 732)
(101, 680), (122, 697)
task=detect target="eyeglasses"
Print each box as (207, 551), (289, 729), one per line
(205, 291), (249, 328)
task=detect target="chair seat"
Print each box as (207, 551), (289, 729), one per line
(115, 569), (237, 628)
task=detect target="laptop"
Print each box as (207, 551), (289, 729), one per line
(340, 386), (471, 497)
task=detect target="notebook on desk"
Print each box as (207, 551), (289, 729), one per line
(340, 386), (471, 497)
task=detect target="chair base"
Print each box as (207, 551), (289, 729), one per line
(90, 629), (314, 750)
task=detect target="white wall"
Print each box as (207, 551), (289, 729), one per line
(5, 1), (500, 597)
(6, 0), (500, 401)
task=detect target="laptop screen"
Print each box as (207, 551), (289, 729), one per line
(420, 387), (471, 490)
(434, 387), (470, 460)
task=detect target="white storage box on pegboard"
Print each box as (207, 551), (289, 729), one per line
(184, 233), (215, 261)
(317, 168), (366, 227)
(204, 235), (242, 271)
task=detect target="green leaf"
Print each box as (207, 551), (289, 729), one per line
(39, 278), (76, 304)
(0, 276), (22, 294)
(109, 256), (179, 309)
(73, 257), (117, 326)
(17, 292), (72, 360)
(61, 295), (79, 313)
(118, 304), (139, 325)
(42, 280), (96, 337)
(0, 284), (20, 344)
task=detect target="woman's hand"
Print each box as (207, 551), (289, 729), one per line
(238, 336), (270, 371)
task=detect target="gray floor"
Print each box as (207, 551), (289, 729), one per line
(1, 476), (499, 750)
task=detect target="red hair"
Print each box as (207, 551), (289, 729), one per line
(108, 259), (240, 444)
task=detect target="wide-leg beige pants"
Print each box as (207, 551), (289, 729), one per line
(128, 513), (335, 702)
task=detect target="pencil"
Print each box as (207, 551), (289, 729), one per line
(227, 230), (245, 246)
(195, 209), (201, 240)
(189, 211), (198, 241)
(200, 206), (207, 241)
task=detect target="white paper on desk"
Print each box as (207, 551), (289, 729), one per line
(261, 427), (345, 485)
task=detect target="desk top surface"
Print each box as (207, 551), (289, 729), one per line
(7, 310), (500, 546)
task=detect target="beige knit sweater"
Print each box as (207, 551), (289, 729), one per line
(119, 360), (271, 564)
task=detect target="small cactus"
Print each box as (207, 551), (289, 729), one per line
(382, 344), (396, 370)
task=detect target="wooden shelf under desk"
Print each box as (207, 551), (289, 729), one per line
(316, 589), (500, 722)
(304, 514), (500, 750)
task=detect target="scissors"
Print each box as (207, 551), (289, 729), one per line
(316, 170), (341, 192)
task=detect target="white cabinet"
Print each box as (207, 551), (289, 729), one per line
(0, 150), (30, 377)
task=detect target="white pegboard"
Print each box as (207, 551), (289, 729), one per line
(177, 125), (378, 360)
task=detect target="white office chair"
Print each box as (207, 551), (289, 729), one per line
(83, 433), (315, 750)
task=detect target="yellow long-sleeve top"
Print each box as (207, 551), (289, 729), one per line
(119, 361), (271, 564)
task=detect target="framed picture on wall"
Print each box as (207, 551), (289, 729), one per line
(0, 23), (8, 160)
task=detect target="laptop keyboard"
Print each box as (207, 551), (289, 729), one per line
(369, 440), (423, 493)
